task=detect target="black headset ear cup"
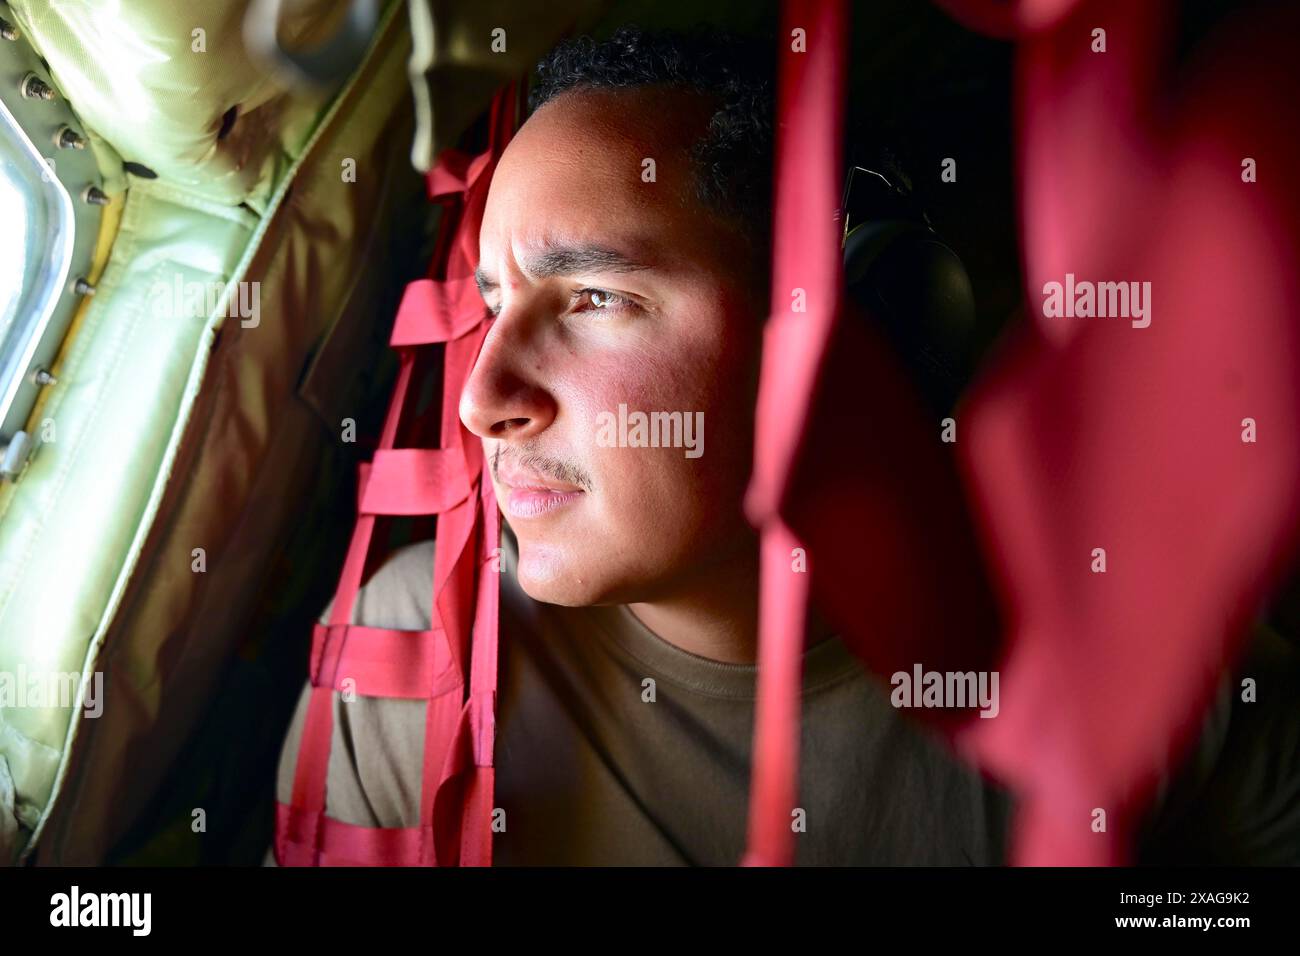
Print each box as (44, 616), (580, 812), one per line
(843, 219), (977, 415)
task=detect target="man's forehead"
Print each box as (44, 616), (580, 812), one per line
(480, 89), (707, 220)
(476, 89), (730, 286)
(478, 151), (671, 276)
(474, 235), (658, 290)
(489, 94), (688, 193)
(511, 85), (714, 155)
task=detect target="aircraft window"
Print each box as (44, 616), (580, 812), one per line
(0, 95), (75, 438)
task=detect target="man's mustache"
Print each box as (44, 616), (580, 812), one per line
(492, 446), (593, 492)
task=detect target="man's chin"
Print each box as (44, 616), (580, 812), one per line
(515, 569), (609, 608)
(513, 542), (609, 607)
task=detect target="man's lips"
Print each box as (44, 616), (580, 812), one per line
(496, 461), (583, 493)
(503, 486), (584, 519)
(496, 462), (585, 519)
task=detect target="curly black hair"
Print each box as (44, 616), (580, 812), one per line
(529, 24), (776, 278)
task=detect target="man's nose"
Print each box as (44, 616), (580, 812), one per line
(458, 313), (556, 441)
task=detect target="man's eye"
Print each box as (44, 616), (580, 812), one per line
(570, 287), (634, 314)
(484, 288), (636, 319)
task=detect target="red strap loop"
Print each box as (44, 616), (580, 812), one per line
(277, 803), (431, 866)
(390, 277), (489, 347)
(279, 80), (521, 868)
(309, 623), (462, 699)
(742, 0), (848, 868)
(359, 448), (474, 515)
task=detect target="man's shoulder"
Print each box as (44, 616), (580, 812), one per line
(1139, 622), (1300, 863)
(335, 538), (439, 631)
(274, 538), (442, 839)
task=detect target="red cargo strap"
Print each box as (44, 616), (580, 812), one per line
(390, 276), (489, 347)
(310, 623), (460, 699)
(427, 147), (493, 201)
(359, 448), (474, 515)
(741, 0), (848, 867)
(276, 802), (425, 866)
(276, 81), (521, 867)
(464, 460), (502, 861)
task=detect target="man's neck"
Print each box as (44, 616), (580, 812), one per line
(625, 536), (834, 665)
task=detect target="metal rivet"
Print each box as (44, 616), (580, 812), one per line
(56, 125), (85, 150)
(0, 431), (34, 482)
(83, 186), (110, 206)
(21, 73), (55, 100)
(32, 368), (58, 386)
(1, 18), (19, 41)
(74, 277), (95, 296)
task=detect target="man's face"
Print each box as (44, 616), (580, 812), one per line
(461, 86), (764, 606)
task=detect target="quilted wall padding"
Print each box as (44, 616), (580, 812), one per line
(404, 0), (610, 171)
(5, 0), (357, 208)
(0, 177), (259, 849)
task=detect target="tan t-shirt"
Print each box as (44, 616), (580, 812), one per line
(268, 524), (1016, 865)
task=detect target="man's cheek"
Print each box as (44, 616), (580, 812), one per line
(612, 446), (708, 521)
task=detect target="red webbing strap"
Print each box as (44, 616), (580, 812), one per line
(279, 345), (419, 867)
(417, 83), (520, 867)
(458, 459), (501, 866)
(359, 448), (474, 515)
(741, 0), (847, 867)
(390, 276), (489, 348)
(424, 462), (502, 865)
(276, 802), (425, 867)
(278, 83), (520, 866)
(310, 623), (461, 699)
(940, 0), (1300, 865)
(427, 148), (493, 202)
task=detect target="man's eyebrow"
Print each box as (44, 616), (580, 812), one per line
(474, 245), (653, 297)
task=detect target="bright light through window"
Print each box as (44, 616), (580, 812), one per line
(0, 95), (75, 432)
(0, 155), (32, 338)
